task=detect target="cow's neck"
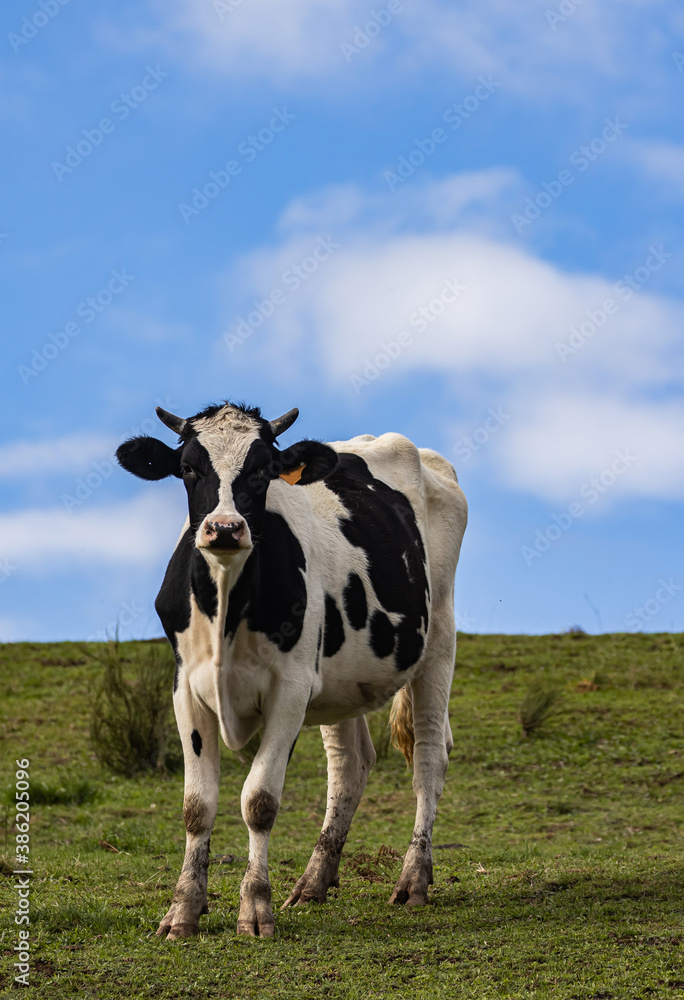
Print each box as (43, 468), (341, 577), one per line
(191, 546), (253, 653)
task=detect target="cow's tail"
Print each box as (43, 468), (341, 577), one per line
(390, 684), (414, 766)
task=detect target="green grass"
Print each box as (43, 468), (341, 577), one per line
(1, 632), (684, 998)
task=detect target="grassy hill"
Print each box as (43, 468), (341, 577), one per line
(1, 632), (683, 998)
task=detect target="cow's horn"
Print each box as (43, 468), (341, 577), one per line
(270, 407), (299, 437)
(156, 406), (188, 435)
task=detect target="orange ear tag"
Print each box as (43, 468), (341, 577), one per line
(279, 464), (306, 485)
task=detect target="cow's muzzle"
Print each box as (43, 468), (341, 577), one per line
(198, 516), (249, 551)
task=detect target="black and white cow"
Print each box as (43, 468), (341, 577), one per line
(116, 401), (467, 939)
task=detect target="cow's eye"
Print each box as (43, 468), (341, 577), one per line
(181, 464), (198, 479)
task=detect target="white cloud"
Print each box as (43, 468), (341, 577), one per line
(277, 170), (520, 236)
(0, 433), (117, 479)
(495, 393), (684, 503)
(222, 174), (682, 387)
(107, 0), (678, 95)
(0, 492), (186, 569)
(218, 172), (684, 503)
(294, 234), (678, 383)
(406, 0), (671, 97)
(101, 0), (366, 83)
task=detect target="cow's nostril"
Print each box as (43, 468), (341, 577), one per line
(204, 520), (246, 550)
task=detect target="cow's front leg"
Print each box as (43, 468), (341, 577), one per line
(237, 694), (306, 937)
(157, 685), (219, 941)
(282, 715), (375, 907)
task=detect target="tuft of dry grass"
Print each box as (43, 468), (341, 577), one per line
(88, 640), (182, 776)
(518, 681), (563, 738)
(342, 845), (403, 883)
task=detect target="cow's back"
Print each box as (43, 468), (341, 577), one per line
(322, 433), (467, 609)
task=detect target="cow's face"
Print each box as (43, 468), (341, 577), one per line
(116, 402), (338, 560)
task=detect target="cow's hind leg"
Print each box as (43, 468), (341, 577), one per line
(389, 613), (455, 907)
(282, 716), (376, 908)
(157, 685), (219, 940)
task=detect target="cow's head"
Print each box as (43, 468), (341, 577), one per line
(116, 402), (338, 558)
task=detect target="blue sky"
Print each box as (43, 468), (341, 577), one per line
(2, 0), (683, 641)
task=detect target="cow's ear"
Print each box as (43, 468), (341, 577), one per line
(277, 440), (338, 485)
(116, 436), (183, 481)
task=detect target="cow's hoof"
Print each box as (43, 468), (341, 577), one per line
(281, 888), (325, 908)
(406, 891), (429, 906)
(156, 898), (208, 940)
(237, 917), (275, 938)
(281, 860), (340, 909)
(281, 873), (338, 909)
(237, 892), (275, 938)
(164, 922), (200, 941)
(389, 884), (429, 906)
